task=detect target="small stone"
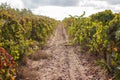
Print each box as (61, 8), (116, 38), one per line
(88, 75), (93, 79)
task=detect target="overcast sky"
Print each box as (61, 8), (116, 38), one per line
(0, 0), (120, 20)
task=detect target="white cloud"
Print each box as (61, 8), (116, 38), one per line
(32, 6), (102, 20)
(80, 0), (107, 8)
(22, 0), (79, 8)
(0, 0), (120, 20)
(103, 0), (120, 5)
(0, 0), (24, 9)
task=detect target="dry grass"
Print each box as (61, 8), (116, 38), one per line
(16, 50), (52, 79)
(29, 50), (51, 61)
(20, 55), (28, 66)
(16, 66), (38, 80)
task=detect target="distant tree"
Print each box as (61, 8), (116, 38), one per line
(0, 3), (11, 9)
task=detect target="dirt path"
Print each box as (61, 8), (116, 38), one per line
(19, 23), (107, 80)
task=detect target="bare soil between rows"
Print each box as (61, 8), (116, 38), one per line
(17, 23), (108, 80)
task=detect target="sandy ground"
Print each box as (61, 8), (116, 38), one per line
(18, 23), (107, 80)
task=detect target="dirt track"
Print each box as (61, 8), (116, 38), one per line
(20, 23), (107, 80)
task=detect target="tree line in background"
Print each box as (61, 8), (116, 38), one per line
(63, 10), (120, 80)
(0, 3), (58, 80)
